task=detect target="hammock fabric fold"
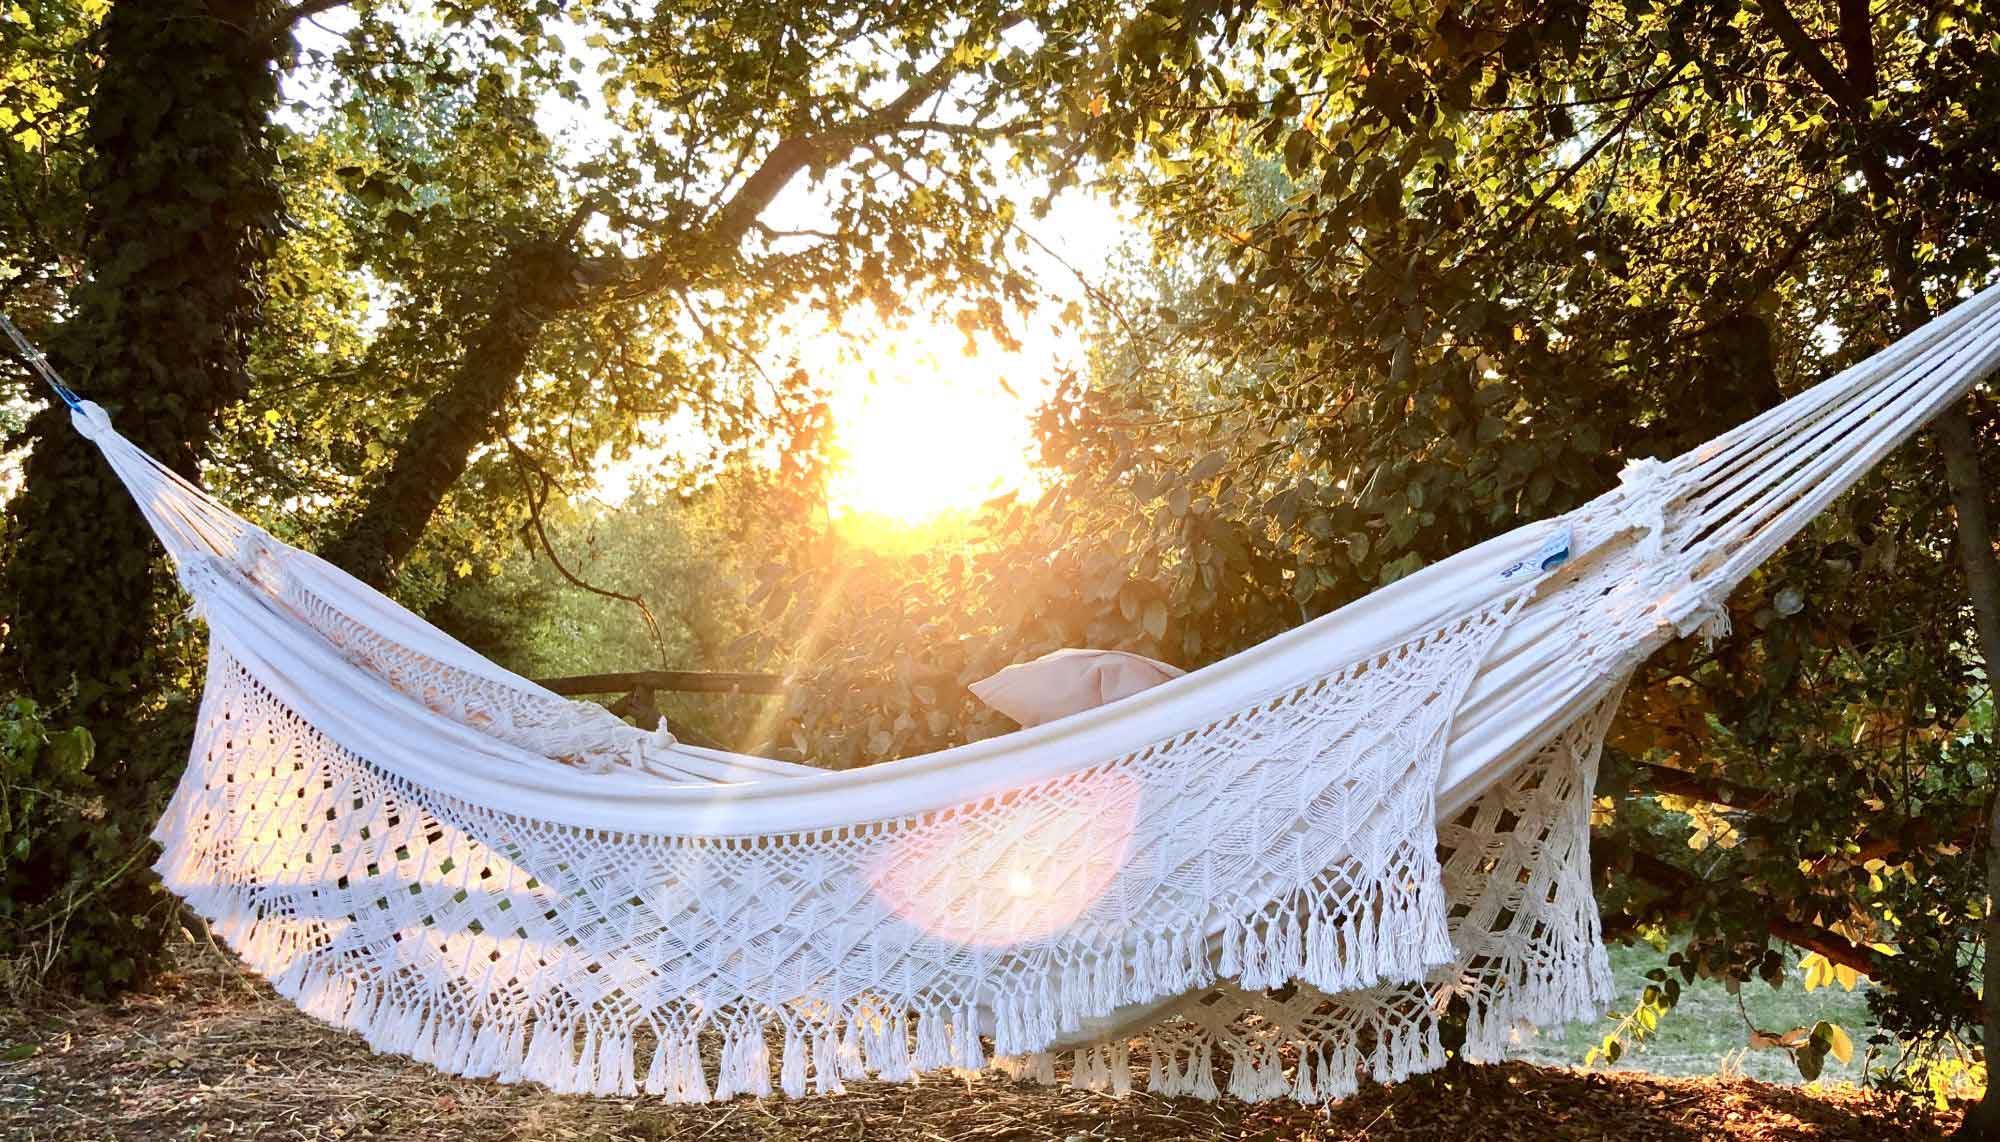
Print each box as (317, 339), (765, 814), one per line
(59, 282), (2000, 1104)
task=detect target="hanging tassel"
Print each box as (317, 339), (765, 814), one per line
(466, 1020), (506, 1078)
(684, 1036), (713, 1103)
(1190, 1042), (1219, 1101)
(1030, 1050), (1057, 1085)
(838, 1018), (867, 1081)
(712, 1029), (740, 1101)
(604, 1025), (639, 1096)
(1239, 916), (1271, 989)
(1158, 1045), (1184, 1096)
(645, 1035), (673, 1097)
(745, 1027), (773, 1098)
(1225, 1044), (1252, 1101)
(1695, 603), (1732, 647)
(1291, 1049), (1317, 1103)
(812, 1026), (845, 1095)
(780, 1024), (808, 1098)
(1275, 907), (1303, 984)
(1089, 946), (1121, 1016)
(1067, 1048), (1092, 1091)
(952, 1006), (986, 1071)
(434, 1017), (470, 1072)
(497, 1021), (527, 1084)
(1218, 914), (1244, 979)
(914, 1009), (950, 1070)
(571, 1023), (602, 1094)
(871, 1009), (911, 1083)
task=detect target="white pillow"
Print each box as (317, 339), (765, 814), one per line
(969, 648), (1185, 727)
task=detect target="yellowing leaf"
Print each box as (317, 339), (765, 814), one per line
(1800, 952), (1834, 992)
(1826, 1023), (1854, 1064)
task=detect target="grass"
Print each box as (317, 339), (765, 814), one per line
(1515, 943), (1881, 1085)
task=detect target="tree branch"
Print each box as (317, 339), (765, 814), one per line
(1755, 0), (1864, 115)
(1633, 761), (1781, 812)
(1619, 851), (1894, 982)
(1612, 834), (1980, 1019)
(507, 440), (672, 669)
(893, 119), (1043, 140)
(1836, 0), (1876, 97)
(1462, 69), (1681, 263)
(260, 0), (351, 42)
(627, 15), (1025, 296)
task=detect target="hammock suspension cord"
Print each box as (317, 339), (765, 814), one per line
(0, 310), (83, 412)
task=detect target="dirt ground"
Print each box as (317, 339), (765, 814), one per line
(0, 948), (1963, 1141)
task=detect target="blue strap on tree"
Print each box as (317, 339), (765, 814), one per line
(0, 310), (83, 411)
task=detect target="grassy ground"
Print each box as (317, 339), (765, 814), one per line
(0, 943), (1958, 1140)
(1516, 943), (1881, 1086)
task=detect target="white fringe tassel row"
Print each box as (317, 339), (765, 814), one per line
(158, 833), (1606, 1105)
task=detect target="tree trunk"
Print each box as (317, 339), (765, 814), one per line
(1869, 182), (2000, 1142)
(1755, 0), (2000, 1125)
(0, 0), (285, 992)
(1933, 403), (2000, 1140)
(318, 240), (580, 587)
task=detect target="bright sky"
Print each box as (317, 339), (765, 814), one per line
(810, 191), (1125, 524)
(816, 318), (1061, 523)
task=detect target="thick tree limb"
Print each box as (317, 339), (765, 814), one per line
(1619, 851), (1896, 986)
(1836, 0), (1876, 96)
(1633, 761), (1782, 812)
(1755, 13), (2000, 1125)
(1755, 0), (1865, 115)
(633, 14), (1024, 296)
(260, 0), (351, 41)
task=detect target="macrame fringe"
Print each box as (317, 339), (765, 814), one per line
(150, 797), (1538, 1109)
(162, 863), (1503, 1106)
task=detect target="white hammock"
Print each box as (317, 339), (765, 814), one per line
(45, 283), (2000, 1104)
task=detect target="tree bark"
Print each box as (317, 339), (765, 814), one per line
(1936, 401), (2000, 1140)
(318, 240), (580, 586)
(1862, 156), (2000, 1142)
(0, 0), (287, 991)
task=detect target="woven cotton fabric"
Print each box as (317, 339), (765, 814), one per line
(66, 281), (2000, 1103)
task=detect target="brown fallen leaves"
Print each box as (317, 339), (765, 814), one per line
(0, 947), (1960, 1141)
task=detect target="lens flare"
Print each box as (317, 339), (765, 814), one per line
(868, 766), (1141, 947)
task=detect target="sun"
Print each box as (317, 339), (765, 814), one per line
(820, 321), (1049, 527)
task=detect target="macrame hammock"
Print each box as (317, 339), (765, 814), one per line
(16, 282), (2000, 1106)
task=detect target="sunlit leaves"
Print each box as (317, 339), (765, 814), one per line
(1800, 951), (1862, 994)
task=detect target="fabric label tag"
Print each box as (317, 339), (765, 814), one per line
(1500, 525), (1573, 581)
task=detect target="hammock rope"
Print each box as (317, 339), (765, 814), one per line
(22, 282), (2000, 1104)
(0, 310), (82, 411)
